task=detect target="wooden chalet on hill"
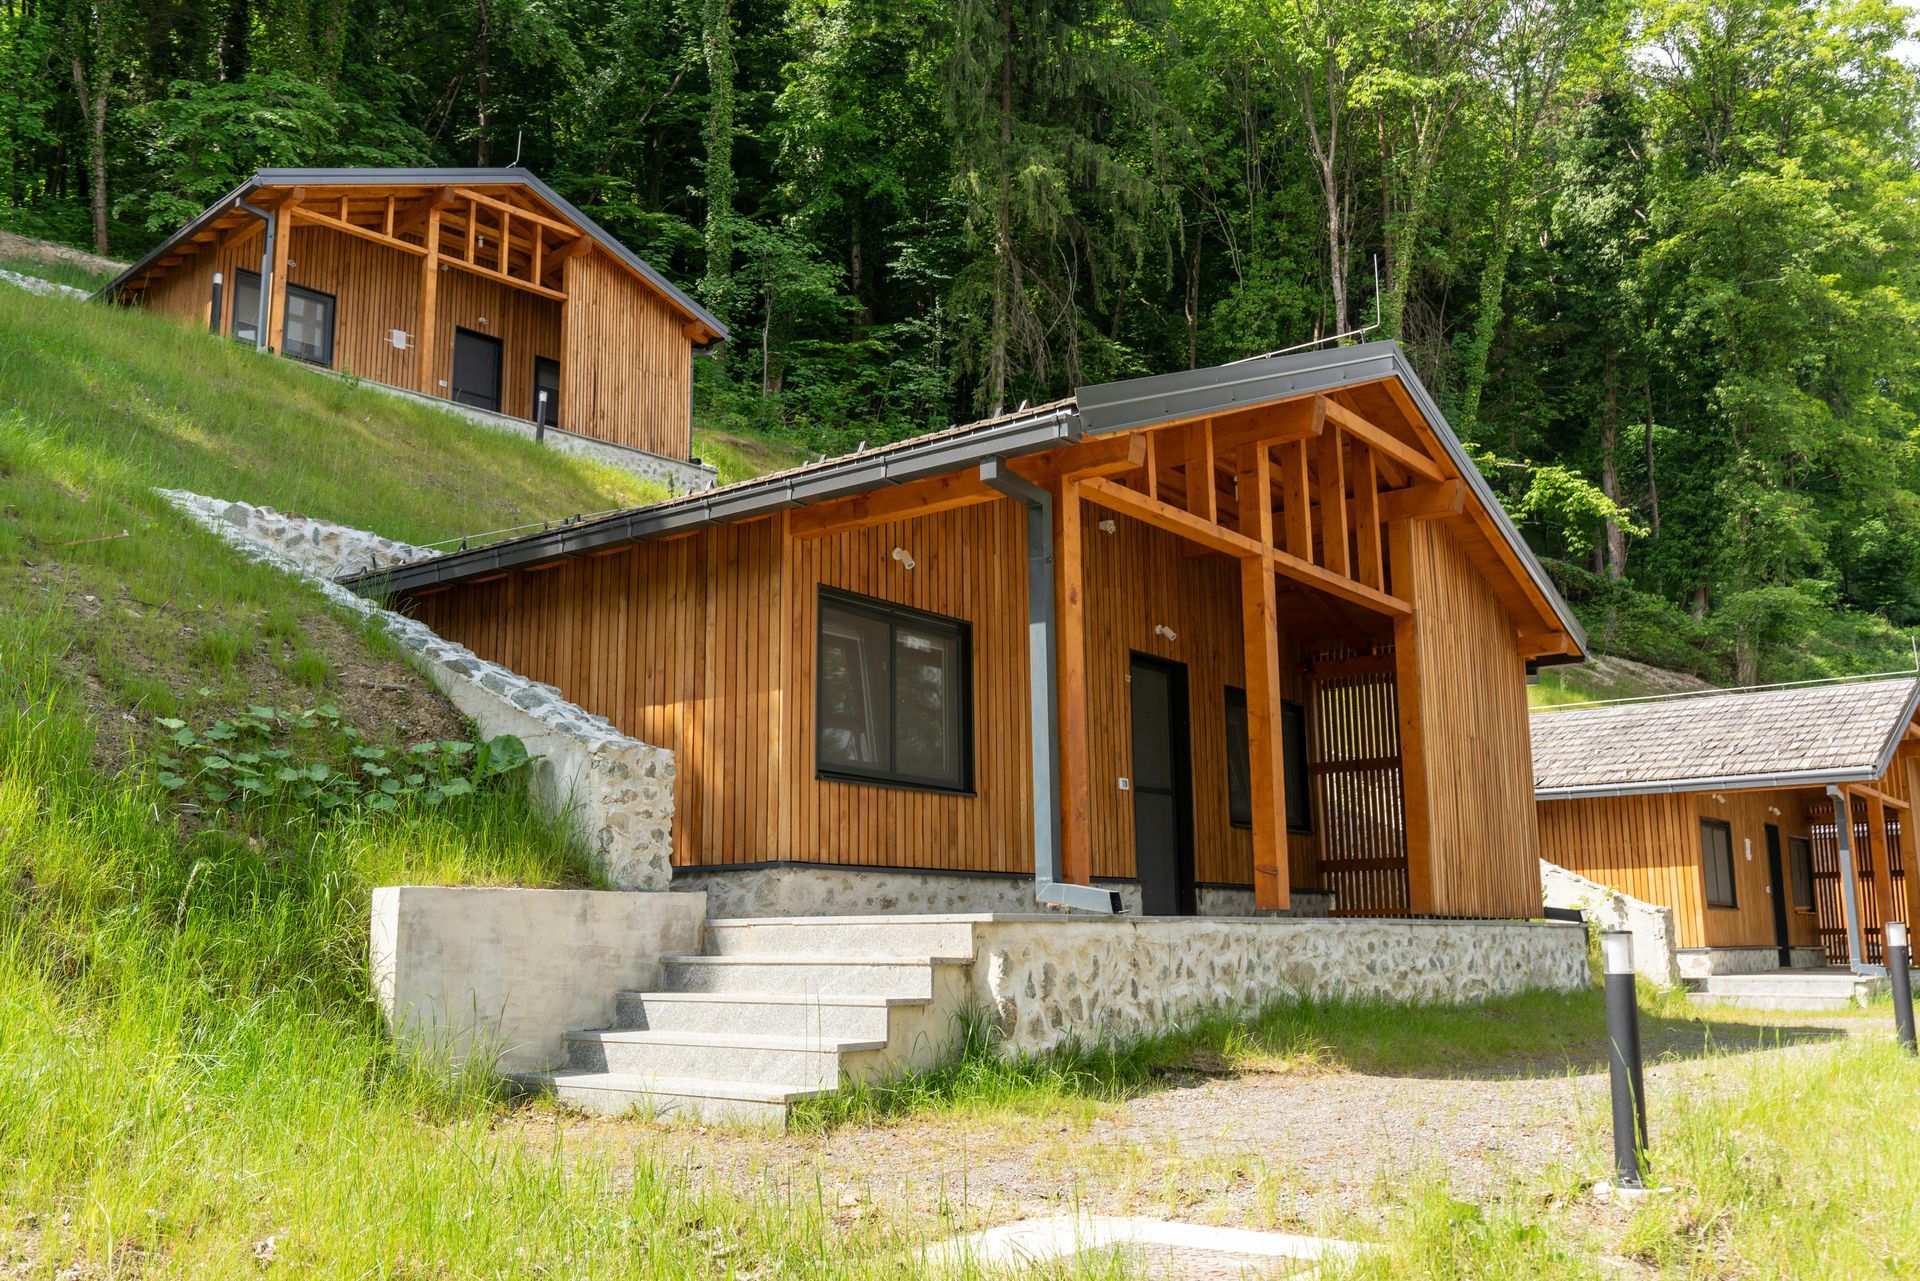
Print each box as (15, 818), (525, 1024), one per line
(349, 341), (1587, 920)
(1533, 677), (1920, 974)
(97, 167), (727, 468)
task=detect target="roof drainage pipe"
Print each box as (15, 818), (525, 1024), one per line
(1827, 784), (1879, 975)
(234, 198), (275, 353)
(980, 457), (1121, 915)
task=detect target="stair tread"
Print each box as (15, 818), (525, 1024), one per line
(515, 1070), (832, 1104)
(662, 952), (970, 966)
(706, 914), (995, 926)
(565, 1028), (888, 1053)
(618, 990), (927, 1007)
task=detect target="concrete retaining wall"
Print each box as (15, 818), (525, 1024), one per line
(371, 887), (705, 1072)
(1678, 945), (1827, 979)
(1540, 860), (1677, 986)
(163, 490), (677, 889)
(970, 916), (1590, 1056)
(675, 864), (1336, 921)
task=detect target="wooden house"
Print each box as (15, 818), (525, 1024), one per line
(97, 167), (727, 470)
(1533, 678), (1920, 974)
(349, 341), (1587, 920)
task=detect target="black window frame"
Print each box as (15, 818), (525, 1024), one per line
(1224, 688), (1312, 835)
(280, 281), (337, 367)
(229, 269), (262, 344)
(1788, 835), (1816, 912)
(1701, 817), (1738, 910)
(814, 587), (974, 794)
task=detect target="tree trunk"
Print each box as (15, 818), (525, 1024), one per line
(69, 59), (109, 256)
(1690, 585), (1709, 622)
(1642, 373), (1660, 537)
(474, 0), (492, 165)
(1601, 351), (1627, 580)
(1183, 230), (1201, 369)
(699, 0), (736, 339)
(988, 0), (1014, 415)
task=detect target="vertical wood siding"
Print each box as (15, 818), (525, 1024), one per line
(561, 251), (693, 458)
(1398, 519), (1542, 917)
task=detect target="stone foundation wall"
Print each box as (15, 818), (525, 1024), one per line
(674, 863), (1336, 921)
(163, 490), (676, 889)
(1677, 945), (1824, 979)
(969, 916), (1590, 1056)
(1540, 860), (1677, 986)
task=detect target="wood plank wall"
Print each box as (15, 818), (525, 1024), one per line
(1396, 518), (1542, 917)
(132, 222), (690, 457)
(561, 251), (693, 459)
(409, 495), (1322, 890)
(1687, 790), (1821, 949)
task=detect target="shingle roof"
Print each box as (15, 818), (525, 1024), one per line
(1530, 677), (1920, 798)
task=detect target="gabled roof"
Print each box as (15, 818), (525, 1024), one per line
(1531, 676), (1920, 799)
(341, 339), (1585, 656)
(96, 166), (727, 341)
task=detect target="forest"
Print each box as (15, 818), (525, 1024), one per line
(4, 0), (1919, 684)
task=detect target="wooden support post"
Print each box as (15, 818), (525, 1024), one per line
(1868, 791), (1899, 939)
(1238, 442), (1275, 549)
(1318, 424), (1349, 576)
(1280, 439), (1312, 560)
(1055, 477), (1092, 888)
(416, 206), (443, 394)
(1242, 554), (1290, 911)
(1185, 419), (1216, 523)
(265, 196), (297, 353)
(500, 209), (513, 275)
(1389, 520), (1435, 914)
(1141, 431), (1159, 500)
(1353, 447), (1383, 589)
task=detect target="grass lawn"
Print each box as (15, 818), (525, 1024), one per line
(693, 425), (810, 485)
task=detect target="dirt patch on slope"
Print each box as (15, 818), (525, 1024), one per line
(0, 230), (125, 276)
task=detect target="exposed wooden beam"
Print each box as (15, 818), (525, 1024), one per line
(1318, 396), (1446, 484)
(1055, 477), (1092, 889)
(1185, 419), (1217, 524)
(1851, 782), (1911, 812)
(392, 187), (460, 241)
(265, 192), (299, 353)
(439, 252), (567, 302)
(1279, 437), (1313, 560)
(289, 207), (428, 257)
(789, 472), (1000, 539)
(1268, 544), (1410, 618)
(451, 185), (578, 237)
(1081, 477), (1261, 560)
(1352, 447), (1383, 590)
(416, 205), (444, 393)
(1317, 424), (1350, 577)
(1208, 398), (1325, 457)
(1141, 430), (1159, 499)
(1376, 479), (1465, 523)
(1517, 628), (1581, 658)
(1242, 556), (1290, 912)
(1305, 653), (1396, 680)
(1006, 433), (1147, 487)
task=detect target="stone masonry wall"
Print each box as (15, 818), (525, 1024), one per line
(970, 916), (1590, 1056)
(1540, 860), (1678, 987)
(161, 490), (676, 889)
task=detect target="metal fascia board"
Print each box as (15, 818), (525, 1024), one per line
(1074, 345), (1397, 435)
(1536, 765), (1883, 800)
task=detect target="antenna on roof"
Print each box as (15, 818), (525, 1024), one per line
(511, 130), (524, 168)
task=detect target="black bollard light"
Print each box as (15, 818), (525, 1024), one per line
(1889, 920), (1917, 1055)
(1601, 930), (1649, 1190)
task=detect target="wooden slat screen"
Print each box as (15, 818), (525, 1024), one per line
(1805, 797), (1906, 965)
(1309, 664), (1409, 915)
(1807, 798), (1849, 964)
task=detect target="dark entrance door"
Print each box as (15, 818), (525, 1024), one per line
(1129, 653), (1195, 916)
(451, 327), (504, 412)
(533, 356), (560, 428)
(1765, 823), (1792, 967)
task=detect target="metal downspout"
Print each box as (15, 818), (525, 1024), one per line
(235, 199), (275, 353)
(979, 457), (1121, 915)
(1828, 784), (1878, 975)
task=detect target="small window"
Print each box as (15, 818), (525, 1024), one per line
(1225, 689), (1312, 834)
(1701, 818), (1738, 909)
(281, 283), (336, 366)
(816, 589), (971, 792)
(230, 269), (261, 344)
(1789, 836), (1815, 911)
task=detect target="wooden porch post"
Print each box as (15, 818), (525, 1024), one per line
(1242, 555), (1291, 912)
(265, 199), (295, 353)
(1054, 476), (1092, 887)
(1389, 520), (1436, 914)
(416, 206), (443, 395)
(1867, 791), (1899, 934)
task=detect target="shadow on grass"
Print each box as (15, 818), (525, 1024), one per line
(792, 985), (1852, 1131)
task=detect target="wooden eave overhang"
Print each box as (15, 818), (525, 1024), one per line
(342, 340), (1585, 661)
(94, 166), (727, 344)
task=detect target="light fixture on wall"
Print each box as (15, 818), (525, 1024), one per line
(891, 546), (916, 570)
(477, 316), (490, 326)
(1098, 519), (1117, 534)
(1154, 623), (1177, 643)
(1768, 805), (1782, 817)
(1711, 793), (1727, 805)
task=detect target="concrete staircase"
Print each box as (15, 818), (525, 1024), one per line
(1687, 969), (1887, 1012)
(513, 916), (977, 1125)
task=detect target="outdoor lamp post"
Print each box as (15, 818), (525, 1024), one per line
(1889, 920), (1916, 1054)
(1602, 930), (1649, 1190)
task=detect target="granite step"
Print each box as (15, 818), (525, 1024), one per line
(562, 1027), (888, 1088)
(510, 1070), (825, 1125)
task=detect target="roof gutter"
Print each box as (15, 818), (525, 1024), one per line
(345, 403), (1082, 598)
(1536, 764), (1893, 801)
(234, 198), (275, 353)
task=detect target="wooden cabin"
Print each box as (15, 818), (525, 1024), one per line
(350, 341), (1587, 919)
(1533, 678), (1920, 974)
(98, 167), (726, 466)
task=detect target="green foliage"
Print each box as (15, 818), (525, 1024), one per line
(152, 703), (533, 816)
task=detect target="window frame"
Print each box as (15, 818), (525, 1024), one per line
(1788, 835), (1816, 912)
(229, 269), (262, 344)
(814, 587), (974, 794)
(1700, 817), (1738, 910)
(280, 281), (338, 367)
(1223, 688), (1312, 835)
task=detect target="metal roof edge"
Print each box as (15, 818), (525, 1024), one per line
(93, 166), (727, 340)
(342, 403), (1081, 598)
(96, 174), (264, 300)
(1072, 339), (1587, 654)
(1867, 677), (1920, 781)
(1535, 765), (1884, 801)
